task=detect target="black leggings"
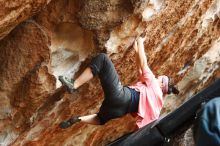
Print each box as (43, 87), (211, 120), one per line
(90, 53), (132, 124)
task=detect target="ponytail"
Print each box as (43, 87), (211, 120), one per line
(167, 77), (179, 95)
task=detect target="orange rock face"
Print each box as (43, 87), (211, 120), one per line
(0, 0), (220, 146)
(0, 0), (51, 40)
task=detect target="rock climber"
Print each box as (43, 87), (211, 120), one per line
(58, 36), (179, 129)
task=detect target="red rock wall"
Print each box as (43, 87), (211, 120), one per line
(0, 0), (220, 146)
(0, 0), (51, 39)
(0, 21), (55, 145)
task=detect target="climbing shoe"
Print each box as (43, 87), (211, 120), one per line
(59, 116), (81, 129)
(58, 76), (77, 93)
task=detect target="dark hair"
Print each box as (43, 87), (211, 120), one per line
(168, 84), (179, 94)
(167, 77), (179, 95)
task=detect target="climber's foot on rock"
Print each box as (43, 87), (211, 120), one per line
(59, 76), (77, 94)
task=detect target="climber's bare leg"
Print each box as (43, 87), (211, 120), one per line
(74, 67), (93, 89)
(59, 113), (100, 129)
(79, 114), (100, 125)
(59, 67), (93, 93)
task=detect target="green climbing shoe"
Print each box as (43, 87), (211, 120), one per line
(59, 116), (81, 129)
(58, 76), (77, 93)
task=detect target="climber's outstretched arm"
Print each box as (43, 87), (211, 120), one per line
(134, 36), (148, 73)
(133, 40), (142, 75)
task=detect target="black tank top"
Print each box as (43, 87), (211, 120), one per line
(128, 88), (140, 113)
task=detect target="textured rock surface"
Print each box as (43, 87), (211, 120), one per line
(0, 21), (55, 145)
(33, 0), (97, 87)
(0, 0), (220, 146)
(0, 0), (51, 40)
